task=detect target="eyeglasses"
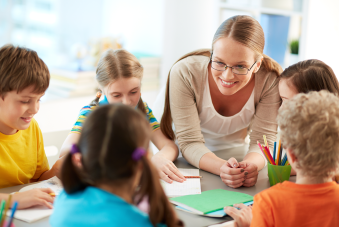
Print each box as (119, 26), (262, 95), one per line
(210, 55), (257, 75)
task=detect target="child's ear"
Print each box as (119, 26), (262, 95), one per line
(286, 148), (297, 164)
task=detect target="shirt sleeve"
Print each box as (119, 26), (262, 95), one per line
(248, 71), (281, 165)
(70, 105), (96, 134)
(32, 120), (50, 180)
(250, 193), (275, 227)
(144, 102), (160, 131)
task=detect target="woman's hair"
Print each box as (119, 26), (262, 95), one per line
(61, 104), (182, 227)
(90, 49), (146, 114)
(278, 90), (339, 178)
(280, 59), (339, 95)
(161, 15), (282, 140)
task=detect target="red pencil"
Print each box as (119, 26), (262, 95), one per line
(184, 176), (202, 178)
(263, 146), (276, 165)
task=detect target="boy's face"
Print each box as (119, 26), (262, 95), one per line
(0, 85), (44, 135)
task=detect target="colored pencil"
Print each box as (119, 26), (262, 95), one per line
(281, 153), (288, 166)
(278, 143), (283, 165)
(0, 200), (5, 224)
(0, 195), (11, 227)
(285, 160), (290, 166)
(273, 141), (277, 162)
(264, 146), (276, 165)
(276, 140), (281, 165)
(263, 135), (270, 153)
(49, 193), (56, 197)
(257, 141), (272, 165)
(6, 201), (18, 227)
(184, 176), (202, 178)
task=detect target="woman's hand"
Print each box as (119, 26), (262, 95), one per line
(224, 204), (252, 227)
(151, 154), (186, 183)
(238, 162), (259, 187)
(12, 188), (55, 209)
(220, 158), (248, 188)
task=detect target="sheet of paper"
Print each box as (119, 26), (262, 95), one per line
(6, 206), (53, 223)
(19, 176), (62, 195)
(161, 168), (201, 197)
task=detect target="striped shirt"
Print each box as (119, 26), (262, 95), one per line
(71, 97), (160, 134)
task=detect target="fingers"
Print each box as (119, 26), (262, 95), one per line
(168, 164), (186, 181)
(39, 199), (53, 209)
(243, 163), (258, 172)
(227, 157), (239, 168)
(224, 206), (239, 218)
(159, 171), (173, 184)
(166, 168), (185, 183)
(233, 203), (249, 210)
(220, 166), (245, 175)
(220, 171), (246, 181)
(38, 188), (55, 194)
(222, 178), (244, 188)
(243, 176), (258, 187)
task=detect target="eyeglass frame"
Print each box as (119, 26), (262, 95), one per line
(210, 52), (257, 75)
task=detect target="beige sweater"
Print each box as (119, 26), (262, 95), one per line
(169, 55), (281, 168)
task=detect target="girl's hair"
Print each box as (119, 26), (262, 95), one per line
(161, 15), (283, 140)
(90, 49), (146, 114)
(61, 104), (183, 227)
(280, 59), (339, 95)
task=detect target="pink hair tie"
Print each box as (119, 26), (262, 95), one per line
(132, 148), (146, 161)
(70, 144), (80, 155)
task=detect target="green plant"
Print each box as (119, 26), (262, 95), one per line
(290, 40), (299, 55)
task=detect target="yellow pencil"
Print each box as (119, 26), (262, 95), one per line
(263, 135), (269, 148)
(0, 194), (11, 227)
(276, 140), (281, 165)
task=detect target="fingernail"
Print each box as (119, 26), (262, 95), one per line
(241, 169), (244, 172)
(245, 172), (248, 175)
(233, 164), (237, 167)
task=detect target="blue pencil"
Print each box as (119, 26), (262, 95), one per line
(6, 201), (18, 227)
(273, 142), (277, 162)
(281, 153), (288, 166)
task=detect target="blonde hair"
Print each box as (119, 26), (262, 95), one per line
(161, 15), (282, 140)
(90, 49), (146, 114)
(0, 44), (50, 98)
(277, 90), (339, 178)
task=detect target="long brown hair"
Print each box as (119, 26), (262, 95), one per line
(161, 15), (283, 140)
(61, 104), (182, 227)
(90, 49), (146, 114)
(280, 59), (339, 95)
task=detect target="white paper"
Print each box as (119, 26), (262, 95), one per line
(161, 168), (201, 197)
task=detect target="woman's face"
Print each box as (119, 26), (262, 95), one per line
(102, 77), (141, 107)
(211, 37), (261, 96)
(279, 79), (298, 104)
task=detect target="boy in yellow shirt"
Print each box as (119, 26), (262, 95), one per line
(0, 44), (62, 209)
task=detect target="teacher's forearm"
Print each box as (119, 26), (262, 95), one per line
(199, 152), (226, 175)
(242, 152), (265, 170)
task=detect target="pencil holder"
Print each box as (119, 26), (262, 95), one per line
(267, 164), (291, 186)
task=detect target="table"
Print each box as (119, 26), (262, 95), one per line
(0, 148), (296, 227)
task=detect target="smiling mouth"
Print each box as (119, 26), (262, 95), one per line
(220, 78), (238, 86)
(21, 117), (32, 123)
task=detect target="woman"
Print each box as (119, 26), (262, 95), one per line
(160, 15), (282, 188)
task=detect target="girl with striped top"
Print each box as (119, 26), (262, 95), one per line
(60, 49), (185, 184)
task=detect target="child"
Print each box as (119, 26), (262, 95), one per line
(50, 104), (183, 227)
(224, 91), (339, 227)
(60, 49), (185, 184)
(279, 59), (339, 103)
(0, 44), (62, 209)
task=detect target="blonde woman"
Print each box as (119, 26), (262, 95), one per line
(60, 49), (185, 184)
(160, 15), (282, 188)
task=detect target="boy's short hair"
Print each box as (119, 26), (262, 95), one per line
(0, 44), (50, 98)
(278, 90), (339, 178)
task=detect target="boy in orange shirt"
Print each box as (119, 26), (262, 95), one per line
(0, 44), (63, 209)
(224, 90), (339, 227)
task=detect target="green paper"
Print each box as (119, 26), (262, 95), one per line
(267, 164), (291, 186)
(170, 189), (253, 214)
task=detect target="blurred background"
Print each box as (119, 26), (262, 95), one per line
(0, 0), (338, 135)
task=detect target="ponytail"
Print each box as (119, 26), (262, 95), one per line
(160, 49), (211, 140)
(136, 157), (183, 227)
(61, 152), (88, 194)
(137, 97), (147, 116)
(260, 54), (283, 77)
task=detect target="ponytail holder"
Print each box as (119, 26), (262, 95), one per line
(132, 148), (146, 161)
(96, 91), (102, 99)
(70, 144), (80, 155)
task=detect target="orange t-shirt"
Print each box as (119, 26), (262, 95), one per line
(251, 181), (339, 227)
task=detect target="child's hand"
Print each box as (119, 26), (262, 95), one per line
(220, 158), (247, 188)
(52, 155), (66, 179)
(237, 162), (258, 187)
(151, 154), (186, 184)
(12, 188), (55, 209)
(224, 204), (252, 227)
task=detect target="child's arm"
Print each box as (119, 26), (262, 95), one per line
(150, 129), (186, 184)
(60, 133), (81, 157)
(224, 204), (252, 227)
(0, 188), (54, 209)
(38, 155), (66, 181)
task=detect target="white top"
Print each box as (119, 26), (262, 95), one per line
(199, 76), (255, 155)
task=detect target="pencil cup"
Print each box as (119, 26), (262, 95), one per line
(267, 164), (291, 186)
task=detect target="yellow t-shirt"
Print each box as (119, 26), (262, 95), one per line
(0, 118), (49, 189)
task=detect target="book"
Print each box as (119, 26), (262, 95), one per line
(170, 189), (253, 214)
(161, 168), (201, 197)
